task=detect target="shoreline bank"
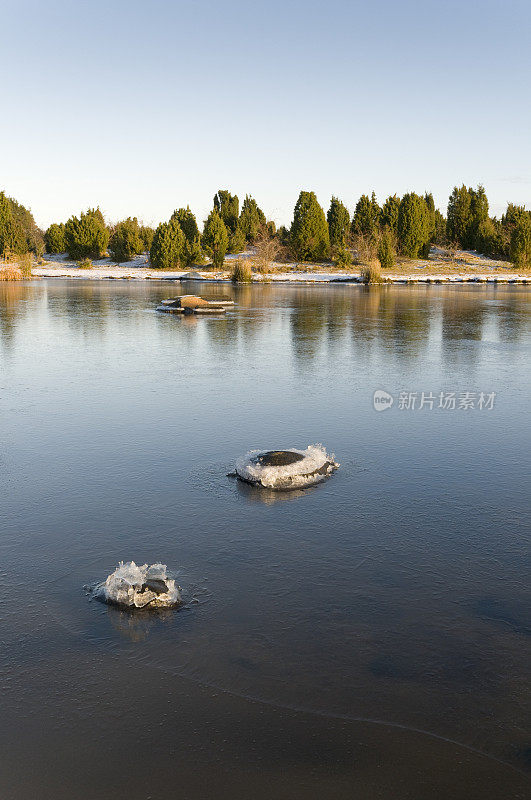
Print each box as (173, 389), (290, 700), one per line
(2, 246), (518, 285)
(30, 267), (530, 285)
(26, 248), (529, 284)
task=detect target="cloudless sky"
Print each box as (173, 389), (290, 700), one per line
(1, 0), (530, 229)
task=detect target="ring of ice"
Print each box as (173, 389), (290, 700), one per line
(235, 445), (338, 490)
(100, 562), (181, 609)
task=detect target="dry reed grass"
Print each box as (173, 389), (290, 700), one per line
(360, 259), (384, 284)
(231, 260), (253, 283)
(0, 265), (23, 281)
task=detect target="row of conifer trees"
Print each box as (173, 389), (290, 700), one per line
(446, 185), (530, 266)
(1, 187), (530, 269)
(42, 193), (269, 269)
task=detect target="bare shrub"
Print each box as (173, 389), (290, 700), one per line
(444, 242), (459, 261)
(251, 231), (280, 274)
(352, 233), (378, 265)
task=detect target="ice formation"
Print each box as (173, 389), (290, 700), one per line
(235, 445), (338, 490)
(101, 562), (181, 609)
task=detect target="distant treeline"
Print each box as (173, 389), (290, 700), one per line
(1, 186), (530, 269)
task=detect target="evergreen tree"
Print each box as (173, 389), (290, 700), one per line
(502, 203), (527, 229)
(277, 225), (290, 246)
(422, 193), (436, 257)
(510, 213), (531, 268)
(333, 246), (352, 267)
(171, 207), (202, 265)
(92, 207), (105, 227)
(433, 210), (446, 245)
(0, 192), (44, 256)
(424, 193), (435, 231)
(109, 217), (144, 262)
(139, 225), (154, 252)
(213, 190), (239, 234)
(466, 185), (489, 249)
(0, 192), (27, 255)
(327, 196), (350, 248)
(446, 184), (493, 252)
(228, 223), (246, 254)
(397, 192), (429, 258)
(44, 223), (66, 253)
(351, 192), (380, 240)
(290, 190), (330, 261)
(493, 203), (526, 259)
(64, 208), (109, 259)
(470, 185), (489, 226)
(239, 195), (265, 243)
(381, 195), (400, 234)
(370, 192), (381, 230)
(9, 197), (44, 255)
(476, 217), (504, 258)
(149, 218), (185, 269)
(377, 229), (395, 268)
(202, 208), (229, 268)
(446, 185), (472, 246)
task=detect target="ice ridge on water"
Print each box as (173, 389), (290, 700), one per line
(235, 444), (338, 490)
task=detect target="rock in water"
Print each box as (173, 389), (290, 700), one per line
(141, 579), (168, 595)
(157, 295), (233, 315)
(235, 445), (338, 490)
(253, 450), (305, 467)
(101, 562), (181, 609)
(178, 295), (210, 308)
(181, 271), (202, 280)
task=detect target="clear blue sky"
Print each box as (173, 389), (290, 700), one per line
(1, 0), (529, 229)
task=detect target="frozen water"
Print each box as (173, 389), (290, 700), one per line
(235, 444), (338, 490)
(99, 561), (181, 609)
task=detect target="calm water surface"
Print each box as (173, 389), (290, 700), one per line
(0, 279), (529, 799)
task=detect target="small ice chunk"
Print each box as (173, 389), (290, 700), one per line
(102, 561), (181, 608)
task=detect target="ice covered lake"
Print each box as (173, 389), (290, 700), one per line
(0, 279), (529, 799)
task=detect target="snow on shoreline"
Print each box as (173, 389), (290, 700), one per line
(31, 266), (529, 284)
(30, 252), (529, 284)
